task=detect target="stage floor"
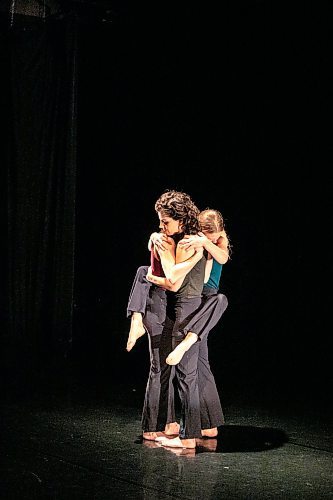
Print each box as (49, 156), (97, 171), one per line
(1, 378), (332, 500)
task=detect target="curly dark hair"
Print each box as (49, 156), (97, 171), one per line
(155, 190), (200, 235)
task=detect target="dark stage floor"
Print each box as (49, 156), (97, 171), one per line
(1, 376), (332, 500)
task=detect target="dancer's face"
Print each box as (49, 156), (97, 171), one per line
(158, 212), (182, 236)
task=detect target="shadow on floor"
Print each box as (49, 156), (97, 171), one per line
(216, 425), (288, 452)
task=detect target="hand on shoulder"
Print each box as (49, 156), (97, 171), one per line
(178, 233), (206, 251)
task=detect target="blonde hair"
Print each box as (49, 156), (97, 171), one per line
(199, 209), (232, 256)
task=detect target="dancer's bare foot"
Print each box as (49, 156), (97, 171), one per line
(126, 312), (146, 351)
(158, 436), (196, 449)
(165, 422), (180, 435)
(166, 344), (188, 365)
(201, 427), (218, 438)
(142, 431), (166, 441)
(143, 422), (179, 442)
(166, 332), (198, 365)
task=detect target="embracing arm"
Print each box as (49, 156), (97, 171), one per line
(147, 248), (204, 291)
(178, 231), (229, 264)
(145, 267), (180, 291)
(159, 245), (203, 284)
(202, 232), (229, 264)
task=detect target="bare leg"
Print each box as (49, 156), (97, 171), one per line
(166, 332), (198, 365)
(126, 312), (146, 352)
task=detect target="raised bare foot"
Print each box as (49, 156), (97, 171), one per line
(166, 332), (198, 365)
(201, 427), (218, 438)
(158, 437), (196, 449)
(166, 344), (187, 365)
(126, 313), (146, 352)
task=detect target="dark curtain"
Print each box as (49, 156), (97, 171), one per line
(5, 15), (78, 390)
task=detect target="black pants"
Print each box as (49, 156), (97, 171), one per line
(182, 287), (228, 430)
(168, 294), (225, 438)
(126, 265), (150, 317)
(127, 266), (226, 433)
(183, 286), (228, 339)
(141, 286), (176, 432)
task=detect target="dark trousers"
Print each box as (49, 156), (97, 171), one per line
(127, 266), (173, 431)
(126, 265), (150, 317)
(141, 286), (176, 432)
(127, 266), (226, 433)
(166, 296), (202, 439)
(198, 335), (225, 429)
(183, 287), (228, 430)
(183, 286), (228, 340)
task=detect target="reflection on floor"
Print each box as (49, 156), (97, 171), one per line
(1, 377), (332, 500)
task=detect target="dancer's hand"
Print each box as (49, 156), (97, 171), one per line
(178, 233), (207, 251)
(149, 232), (169, 252)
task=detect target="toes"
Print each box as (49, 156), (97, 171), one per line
(126, 340), (135, 351)
(143, 432), (157, 441)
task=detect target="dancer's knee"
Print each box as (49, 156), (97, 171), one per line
(136, 265), (149, 281)
(217, 293), (228, 311)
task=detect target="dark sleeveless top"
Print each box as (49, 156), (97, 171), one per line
(174, 249), (207, 299)
(151, 233), (206, 298)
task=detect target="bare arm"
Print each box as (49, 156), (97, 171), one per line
(202, 233), (229, 264)
(178, 231), (229, 264)
(158, 238), (204, 285)
(147, 249), (204, 291)
(146, 267), (181, 291)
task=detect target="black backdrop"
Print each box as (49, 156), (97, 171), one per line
(1, 3), (332, 409)
(75, 3), (332, 406)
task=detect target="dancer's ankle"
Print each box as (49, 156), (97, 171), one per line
(182, 331), (198, 348)
(131, 312), (144, 325)
(201, 427), (218, 437)
(165, 421), (180, 435)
